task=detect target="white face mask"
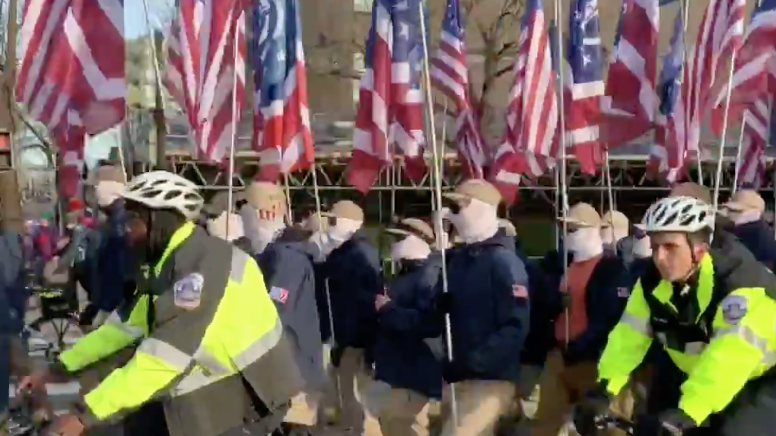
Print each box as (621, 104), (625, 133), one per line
(566, 227), (603, 262)
(254, 219), (285, 254)
(448, 198), (499, 244)
(390, 234), (431, 261)
(600, 226), (628, 245)
(633, 235), (652, 258)
(727, 210), (762, 226)
(308, 217), (363, 263)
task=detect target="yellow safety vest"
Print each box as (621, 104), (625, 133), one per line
(598, 252), (776, 425)
(59, 222), (303, 436)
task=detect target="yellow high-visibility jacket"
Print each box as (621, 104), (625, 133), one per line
(598, 251), (776, 426)
(58, 222), (304, 436)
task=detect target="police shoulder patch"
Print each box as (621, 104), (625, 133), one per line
(721, 294), (747, 325)
(174, 273), (204, 310)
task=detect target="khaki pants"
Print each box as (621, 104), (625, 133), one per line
(439, 380), (516, 436)
(284, 391), (322, 426)
(328, 347), (383, 436)
(366, 381), (431, 436)
(532, 350), (632, 436)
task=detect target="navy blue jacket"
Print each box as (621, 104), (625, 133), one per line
(321, 232), (382, 350)
(547, 253), (631, 363)
(441, 230), (530, 383)
(0, 228), (26, 334)
(732, 220), (776, 270)
(374, 256), (444, 399)
(256, 235), (325, 390)
(78, 201), (130, 312)
(516, 238), (557, 367)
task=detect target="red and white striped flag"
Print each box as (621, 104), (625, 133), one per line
(166, 0), (246, 162)
(601, 0), (659, 147)
(684, 0), (744, 154)
(348, 0), (427, 193)
(16, 0), (125, 136)
(737, 97), (772, 188)
(490, 0), (557, 204)
(16, 0), (125, 198)
(252, 0), (315, 182)
(430, 0), (486, 180)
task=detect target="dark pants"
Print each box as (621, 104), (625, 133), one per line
(646, 351), (776, 436)
(122, 401), (169, 436)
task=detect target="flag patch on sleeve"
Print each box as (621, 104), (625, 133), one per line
(270, 286), (289, 304)
(512, 284), (528, 299)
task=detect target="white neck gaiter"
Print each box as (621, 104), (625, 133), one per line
(600, 226), (628, 245)
(448, 198), (499, 244)
(728, 210), (762, 226)
(633, 236), (652, 258)
(390, 235), (431, 260)
(566, 227), (604, 262)
(308, 217), (363, 263)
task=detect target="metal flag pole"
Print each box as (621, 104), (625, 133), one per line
(731, 112), (749, 193)
(142, 0), (168, 169)
(554, 0), (570, 348)
(711, 47), (739, 219)
(225, 7), (243, 236)
(419, 0), (458, 427)
(604, 152), (616, 254)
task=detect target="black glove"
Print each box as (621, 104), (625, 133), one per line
(560, 292), (572, 309)
(442, 360), (467, 383)
(634, 409), (696, 436)
(573, 382), (613, 436)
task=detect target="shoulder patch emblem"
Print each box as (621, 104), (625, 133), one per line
(174, 273), (204, 310)
(269, 286), (289, 304)
(512, 284), (528, 299)
(721, 294), (747, 325)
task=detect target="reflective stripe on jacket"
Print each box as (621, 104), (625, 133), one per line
(598, 251), (776, 425)
(59, 222), (304, 436)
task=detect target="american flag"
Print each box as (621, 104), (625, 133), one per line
(710, 0), (776, 136)
(648, 10), (687, 182)
(16, 0), (125, 197)
(348, 0), (427, 193)
(430, 0), (486, 180)
(563, 0), (605, 175)
(491, 0), (557, 204)
(736, 97), (774, 189)
(684, 0), (744, 153)
(252, 0), (315, 182)
(166, 0), (246, 162)
(601, 0), (658, 147)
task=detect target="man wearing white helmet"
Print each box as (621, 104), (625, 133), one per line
(20, 171), (304, 436)
(575, 196), (776, 436)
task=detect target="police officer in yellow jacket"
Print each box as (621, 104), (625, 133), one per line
(574, 196), (776, 436)
(19, 171), (304, 436)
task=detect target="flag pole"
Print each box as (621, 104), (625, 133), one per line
(604, 152), (617, 254)
(418, 0), (458, 427)
(711, 47), (739, 219)
(554, 0), (570, 349)
(225, 7), (243, 237)
(680, 0), (702, 185)
(142, 0), (168, 169)
(283, 172), (294, 223)
(731, 112), (748, 193)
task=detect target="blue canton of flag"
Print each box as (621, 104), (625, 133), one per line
(253, 0), (291, 108)
(568, 0), (603, 84)
(364, 0), (426, 89)
(658, 12), (684, 117)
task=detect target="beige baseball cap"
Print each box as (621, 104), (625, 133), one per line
(443, 180), (502, 207)
(558, 202), (602, 228)
(602, 210), (629, 229)
(669, 182), (712, 204)
(243, 181), (287, 220)
(386, 217), (435, 242)
(322, 200), (365, 222)
(724, 190), (765, 213)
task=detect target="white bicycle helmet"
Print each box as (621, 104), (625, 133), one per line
(122, 171), (204, 220)
(643, 196), (713, 233)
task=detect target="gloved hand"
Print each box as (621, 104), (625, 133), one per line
(573, 382), (613, 436)
(634, 409), (696, 436)
(560, 292), (572, 309)
(633, 226), (647, 240)
(442, 360), (467, 383)
(91, 311), (110, 328)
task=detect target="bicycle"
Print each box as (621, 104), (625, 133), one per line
(25, 285), (80, 361)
